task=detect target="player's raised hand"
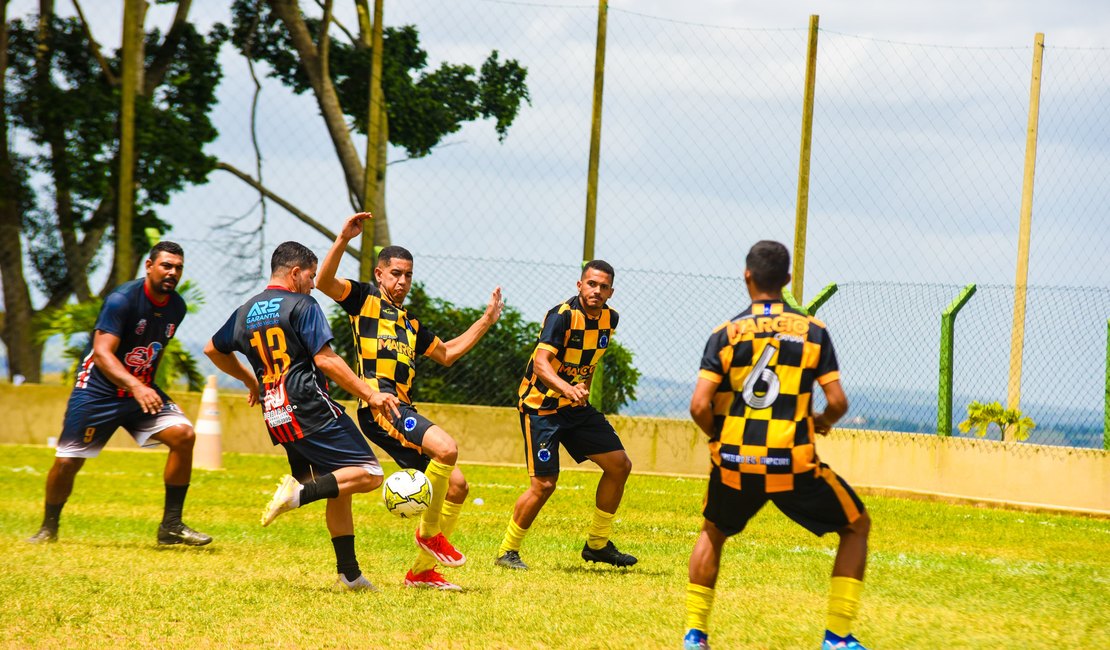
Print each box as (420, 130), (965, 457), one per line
(368, 391), (402, 420)
(484, 287), (505, 324)
(339, 212), (373, 240)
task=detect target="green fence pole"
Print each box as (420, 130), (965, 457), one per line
(782, 288), (808, 315)
(1104, 319), (1109, 450)
(938, 284), (977, 436)
(806, 283), (838, 316)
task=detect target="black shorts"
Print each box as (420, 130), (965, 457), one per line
(57, 387), (191, 458)
(703, 463), (865, 537)
(519, 404), (624, 477)
(357, 404), (434, 472)
(283, 414), (382, 481)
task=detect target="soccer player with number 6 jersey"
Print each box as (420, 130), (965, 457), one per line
(683, 241), (872, 650)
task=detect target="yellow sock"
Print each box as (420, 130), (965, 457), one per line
(685, 583), (715, 633)
(827, 576), (865, 637)
(412, 499), (464, 574)
(418, 460), (453, 538)
(497, 517), (528, 556)
(586, 506), (615, 550)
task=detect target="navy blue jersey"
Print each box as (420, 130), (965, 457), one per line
(74, 279), (187, 398)
(212, 287), (344, 444)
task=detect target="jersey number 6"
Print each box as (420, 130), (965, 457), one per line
(742, 342), (781, 409)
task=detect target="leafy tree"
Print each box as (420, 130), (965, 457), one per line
(327, 283), (640, 414)
(227, 0), (530, 247)
(1, 2), (227, 381)
(33, 280), (206, 391)
(958, 400), (1036, 442)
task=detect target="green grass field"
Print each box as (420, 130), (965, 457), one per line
(2, 444), (1107, 649)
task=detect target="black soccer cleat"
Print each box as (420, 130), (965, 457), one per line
(581, 540), (637, 567)
(494, 549), (529, 571)
(157, 522), (213, 546)
(27, 526), (58, 544)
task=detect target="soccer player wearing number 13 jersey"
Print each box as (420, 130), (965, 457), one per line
(683, 241), (872, 650)
(205, 241), (401, 591)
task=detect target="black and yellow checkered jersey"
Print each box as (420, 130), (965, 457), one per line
(698, 300), (840, 492)
(518, 295), (619, 415)
(337, 279), (441, 405)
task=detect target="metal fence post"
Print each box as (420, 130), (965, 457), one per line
(938, 284), (977, 436)
(1104, 319), (1109, 450)
(791, 14), (820, 304)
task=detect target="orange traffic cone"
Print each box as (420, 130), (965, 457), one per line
(193, 375), (223, 470)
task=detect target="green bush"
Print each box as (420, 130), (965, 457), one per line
(327, 283), (639, 413)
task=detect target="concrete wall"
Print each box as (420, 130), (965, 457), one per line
(3, 383), (1106, 515)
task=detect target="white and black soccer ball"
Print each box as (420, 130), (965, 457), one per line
(382, 468), (432, 518)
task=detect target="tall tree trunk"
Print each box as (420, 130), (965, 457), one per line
(0, 0), (44, 381)
(270, 0), (366, 207)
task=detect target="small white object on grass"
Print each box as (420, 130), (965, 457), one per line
(472, 497), (484, 506)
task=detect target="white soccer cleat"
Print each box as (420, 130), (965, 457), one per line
(333, 573), (378, 592)
(260, 475), (301, 527)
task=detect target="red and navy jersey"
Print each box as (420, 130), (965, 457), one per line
(74, 279), (186, 398)
(211, 287), (344, 445)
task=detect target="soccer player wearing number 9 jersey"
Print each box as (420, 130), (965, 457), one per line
(682, 241), (872, 650)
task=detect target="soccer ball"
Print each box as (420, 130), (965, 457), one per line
(382, 468), (432, 518)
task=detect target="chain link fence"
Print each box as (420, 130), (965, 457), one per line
(6, 0), (1109, 448)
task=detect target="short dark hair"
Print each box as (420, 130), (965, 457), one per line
(377, 245), (413, 266)
(582, 259), (615, 281)
(271, 241), (317, 274)
(149, 241), (184, 261)
(745, 240), (790, 291)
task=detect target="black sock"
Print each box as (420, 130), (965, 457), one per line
(300, 473), (339, 506)
(162, 484), (189, 527)
(42, 503), (64, 531)
(332, 535), (361, 581)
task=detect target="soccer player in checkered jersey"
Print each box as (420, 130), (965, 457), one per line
(27, 242), (211, 547)
(495, 260), (637, 570)
(316, 213), (504, 591)
(205, 240), (402, 591)
(683, 241), (871, 650)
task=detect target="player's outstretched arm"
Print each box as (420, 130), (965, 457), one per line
(203, 340), (260, 406)
(313, 343), (401, 419)
(813, 380), (848, 435)
(92, 330), (163, 414)
(427, 286), (504, 367)
(317, 212), (372, 301)
(689, 377), (719, 437)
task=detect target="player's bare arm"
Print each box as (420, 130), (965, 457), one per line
(313, 343), (401, 419)
(427, 286), (505, 367)
(689, 377), (720, 437)
(203, 340), (260, 407)
(92, 330), (163, 414)
(316, 212), (372, 300)
(534, 347), (589, 406)
(813, 379), (849, 435)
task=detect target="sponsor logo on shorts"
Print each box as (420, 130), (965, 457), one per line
(135, 319), (147, 335)
(403, 416), (417, 432)
(537, 448), (552, 462)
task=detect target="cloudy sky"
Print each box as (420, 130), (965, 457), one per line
(7, 1), (1109, 431)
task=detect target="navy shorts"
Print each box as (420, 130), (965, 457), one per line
(283, 414), (383, 481)
(519, 404), (624, 477)
(56, 387), (192, 458)
(357, 404), (434, 472)
(703, 463), (866, 537)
